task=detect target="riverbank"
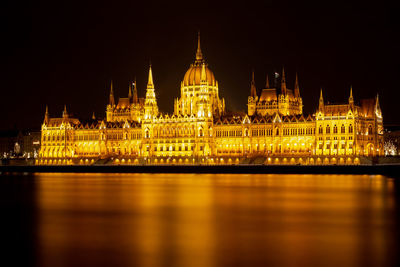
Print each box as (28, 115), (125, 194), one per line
(1, 164), (400, 176)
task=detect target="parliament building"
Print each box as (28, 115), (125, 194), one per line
(38, 34), (384, 165)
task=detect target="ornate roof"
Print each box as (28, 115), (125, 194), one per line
(182, 63), (216, 87)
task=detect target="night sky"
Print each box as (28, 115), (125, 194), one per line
(2, 0), (399, 130)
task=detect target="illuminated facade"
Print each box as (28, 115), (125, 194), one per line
(38, 34), (384, 165)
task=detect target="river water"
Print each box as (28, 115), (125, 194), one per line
(1, 173), (399, 267)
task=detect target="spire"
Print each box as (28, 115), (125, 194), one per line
(92, 111), (96, 120)
(319, 88), (324, 112)
(62, 105), (68, 119)
(201, 62), (207, 82)
(294, 73), (300, 98)
(265, 74), (270, 89)
(128, 81), (133, 101)
(195, 31), (203, 61)
(109, 80), (115, 106)
(250, 70), (257, 98)
(133, 78), (138, 104)
(281, 67), (287, 95)
(44, 105), (49, 124)
(349, 86), (354, 107)
(375, 93), (381, 113)
(144, 65), (158, 118)
(147, 64), (154, 89)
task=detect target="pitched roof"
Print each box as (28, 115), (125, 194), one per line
(47, 117), (80, 127)
(360, 98), (375, 117)
(259, 89), (277, 102)
(116, 98), (130, 109)
(324, 104), (350, 116)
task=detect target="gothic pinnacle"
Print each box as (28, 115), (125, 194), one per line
(250, 70), (257, 98)
(133, 77), (138, 104)
(196, 31), (203, 61)
(147, 64), (154, 88)
(109, 80), (115, 106)
(281, 67), (287, 95)
(265, 74), (270, 88)
(294, 73), (300, 98)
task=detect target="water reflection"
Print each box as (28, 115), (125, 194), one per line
(14, 174), (400, 266)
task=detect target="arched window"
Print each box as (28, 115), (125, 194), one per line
(368, 125), (373, 135)
(326, 125), (330, 134)
(349, 124), (353, 133)
(341, 124), (345, 133)
(319, 125), (323, 134)
(199, 128), (203, 137)
(244, 128), (249, 137)
(333, 125), (338, 134)
(145, 129), (150, 138)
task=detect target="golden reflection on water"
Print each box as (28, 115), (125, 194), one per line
(34, 173), (398, 267)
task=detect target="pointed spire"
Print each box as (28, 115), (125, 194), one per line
(133, 78), (138, 104)
(265, 74), (270, 88)
(128, 81), (133, 101)
(109, 80), (115, 106)
(147, 64), (154, 89)
(294, 73), (300, 98)
(92, 111), (96, 120)
(44, 105), (49, 124)
(319, 88), (324, 111)
(195, 31), (203, 61)
(375, 93), (381, 112)
(281, 67), (287, 95)
(62, 105), (68, 119)
(201, 62), (207, 82)
(144, 65), (158, 118)
(349, 86), (354, 107)
(250, 70), (257, 98)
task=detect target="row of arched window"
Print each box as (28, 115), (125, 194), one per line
(319, 124), (353, 134)
(43, 134), (69, 142)
(215, 127), (315, 137)
(282, 128), (315, 136)
(153, 126), (197, 137)
(216, 130), (243, 137)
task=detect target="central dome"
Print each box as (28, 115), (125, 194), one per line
(182, 63), (216, 86)
(182, 32), (217, 87)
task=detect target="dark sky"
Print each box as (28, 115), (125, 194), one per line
(2, 0), (399, 130)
